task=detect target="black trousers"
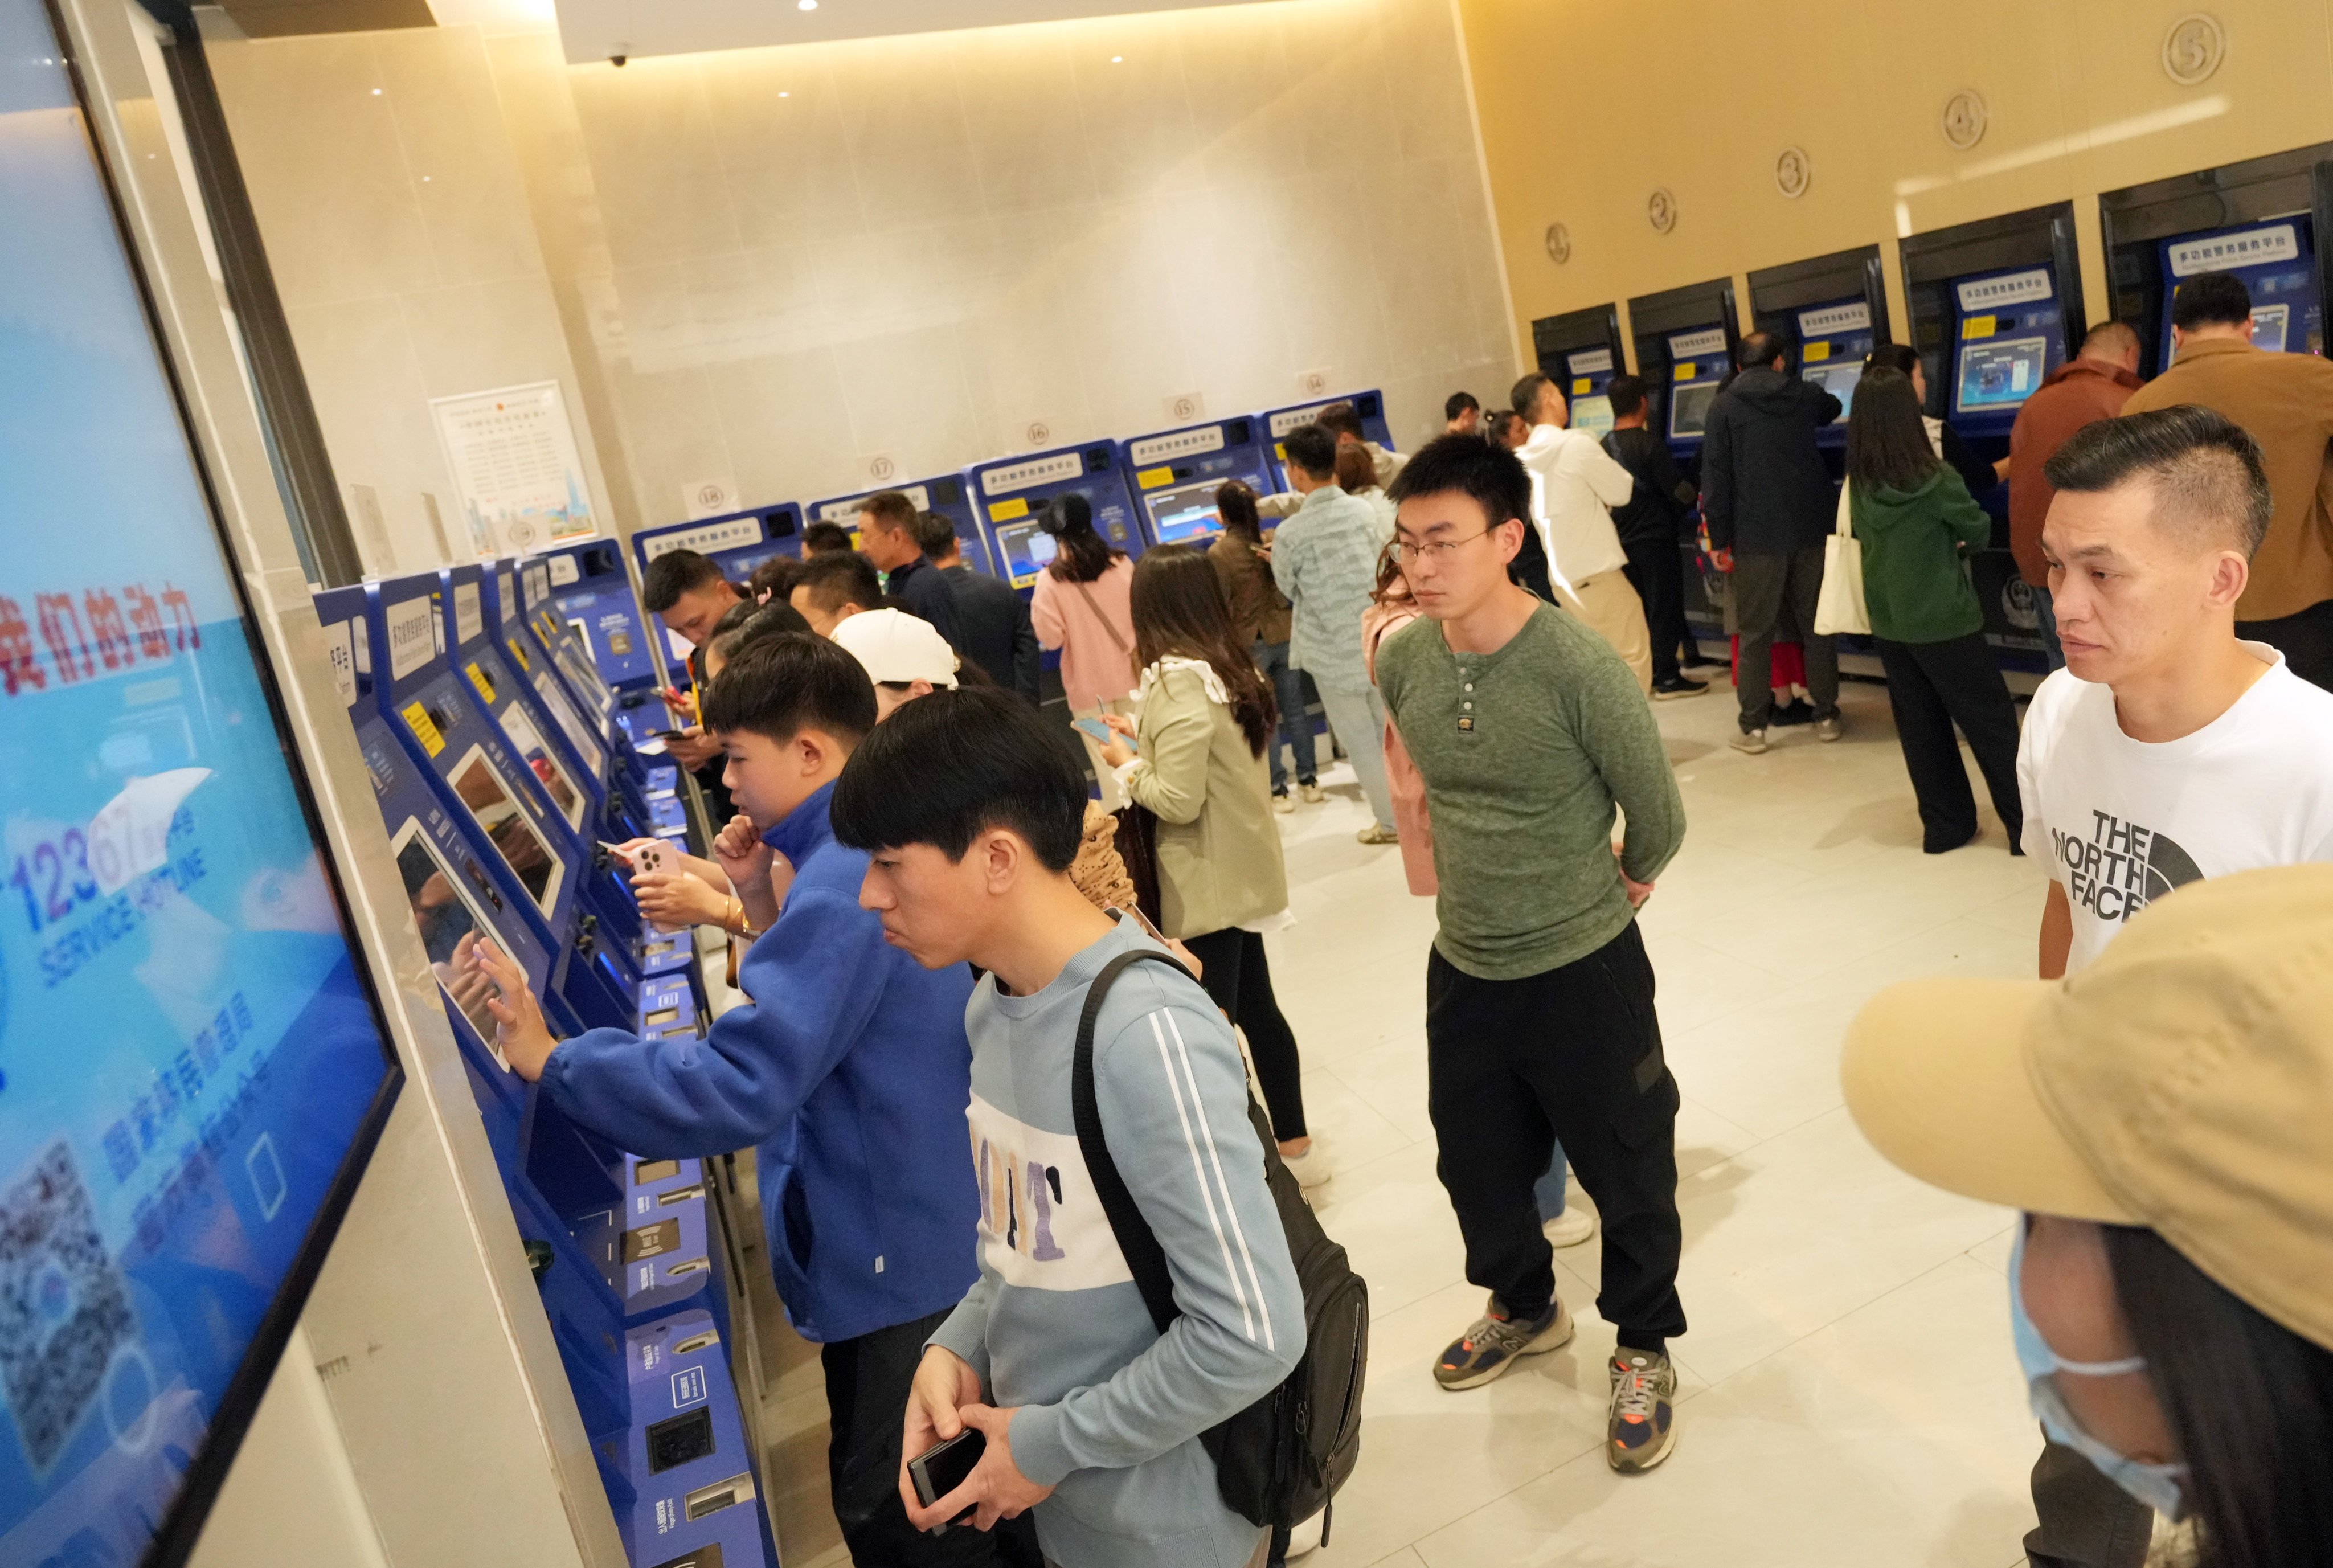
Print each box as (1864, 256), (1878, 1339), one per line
(1423, 923), (1685, 1348)
(2026, 1431), (2154, 1568)
(1873, 632), (2023, 853)
(822, 1307), (1041, 1566)
(1732, 546), (1839, 731)
(1180, 927), (1307, 1141)
(1621, 534), (1695, 685)
(2237, 595), (2333, 692)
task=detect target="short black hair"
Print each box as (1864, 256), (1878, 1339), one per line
(857, 490), (919, 535)
(1607, 373), (1648, 420)
(642, 548), (725, 614)
(1386, 432), (1534, 529)
(1509, 371), (1555, 417)
(792, 550), (884, 615)
(1315, 402), (1364, 440)
(912, 510), (959, 558)
(830, 687), (1087, 871)
(2172, 271), (2253, 331)
(701, 631), (876, 744)
(1444, 391), (1480, 420)
(1282, 423), (1338, 481)
(709, 601), (813, 664)
(1735, 330), (1783, 372)
(802, 520), (857, 555)
(2043, 403), (2271, 558)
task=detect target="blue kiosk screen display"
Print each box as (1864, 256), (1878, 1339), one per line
(1955, 337), (2050, 412)
(1794, 298), (1877, 425)
(1664, 327), (1730, 445)
(1946, 265), (2065, 422)
(0, 11), (398, 1562)
(2158, 219), (2323, 369)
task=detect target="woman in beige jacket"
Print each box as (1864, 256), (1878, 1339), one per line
(1096, 544), (1322, 1184)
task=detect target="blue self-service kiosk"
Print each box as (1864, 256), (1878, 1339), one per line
(970, 442), (1145, 591)
(1115, 416), (1280, 550)
(1258, 389), (1395, 492)
(514, 555), (693, 849)
(1791, 297), (1878, 445)
(1943, 266), (2069, 436)
(1561, 347), (1620, 435)
(2155, 218), (2323, 366)
(546, 538), (665, 713)
(315, 587), (771, 1565)
(633, 503), (806, 607)
(1747, 247), (1891, 465)
(1661, 327), (1733, 458)
(808, 474), (993, 575)
(1627, 276), (1740, 653)
(2101, 145), (2333, 376)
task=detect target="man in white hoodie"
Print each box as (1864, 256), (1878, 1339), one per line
(1512, 372), (1654, 692)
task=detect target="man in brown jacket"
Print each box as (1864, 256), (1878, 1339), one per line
(2007, 322), (2145, 669)
(2121, 269), (2333, 687)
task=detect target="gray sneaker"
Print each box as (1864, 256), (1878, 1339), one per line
(1815, 713), (1844, 743)
(1434, 1296), (1575, 1390)
(1729, 728), (1769, 756)
(1607, 1350), (1679, 1472)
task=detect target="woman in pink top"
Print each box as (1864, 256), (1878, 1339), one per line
(1362, 544), (1436, 897)
(1028, 493), (1139, 804)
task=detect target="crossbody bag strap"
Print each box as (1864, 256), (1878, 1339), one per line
(1071, 947), (1196, 1335)
(1071, 576), (1140, 685)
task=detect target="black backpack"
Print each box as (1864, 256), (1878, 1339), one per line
(1071, 949), (1369, 1546)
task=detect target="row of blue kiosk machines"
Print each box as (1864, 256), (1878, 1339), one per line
(301, 155), (2333, 1568)
(302, 385), (1404, 1568)
(1533, 148), (2333, 673)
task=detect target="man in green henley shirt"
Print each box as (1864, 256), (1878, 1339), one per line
(1376, 433), (1691, 1476)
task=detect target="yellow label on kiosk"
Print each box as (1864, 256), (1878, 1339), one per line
(507, 637), (530, 672)
(402, 701), (445, 758)
(1136, 466), (1176, 490)
(1961, 314), (1998, 340)
(464, 661), (496, 704)
(1803, 342), (1832, 362)
(1673, 362), (1695, 380)
(1571, 378), (1592, 395)
(988, 497), (1030, 523)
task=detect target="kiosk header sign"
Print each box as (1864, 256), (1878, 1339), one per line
(0, 9), (399, 1561)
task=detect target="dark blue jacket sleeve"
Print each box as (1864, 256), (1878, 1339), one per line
(540, 886), (886, 1156)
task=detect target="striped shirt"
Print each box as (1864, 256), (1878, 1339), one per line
(1270, 485), (1385, 691)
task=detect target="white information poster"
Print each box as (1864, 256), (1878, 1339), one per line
(429, 380), (599, 554)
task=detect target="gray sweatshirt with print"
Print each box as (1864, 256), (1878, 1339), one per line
(928, 918), (1303, 1568)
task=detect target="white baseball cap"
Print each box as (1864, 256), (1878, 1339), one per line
(830, 607), (959, 689)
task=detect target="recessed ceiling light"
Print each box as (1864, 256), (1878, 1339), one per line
(780, 90), (791, 97)
(370, 87), (382, 95)
(1111, 55), (1123, 63)
(798, 0), (817, 9)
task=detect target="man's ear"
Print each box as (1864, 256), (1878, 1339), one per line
(979, 828), (1022, 893)
(2207, 548), (2252, 611)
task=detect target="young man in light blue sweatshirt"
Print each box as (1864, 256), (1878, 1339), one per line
(474, 633), (1019, 1567)
(830, 687), (1303, 1568)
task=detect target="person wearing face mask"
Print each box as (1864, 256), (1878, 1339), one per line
(2004, 405), (2333, 1568)
(1841, 861), (2333, 1568)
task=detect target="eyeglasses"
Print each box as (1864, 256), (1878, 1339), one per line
(1391, 530), (1491, 563)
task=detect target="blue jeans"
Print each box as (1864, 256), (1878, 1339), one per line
(1535, 1145), (1569, 1219)
(1255, 638), (1317, 792)
(2031, 583), (2066, 672)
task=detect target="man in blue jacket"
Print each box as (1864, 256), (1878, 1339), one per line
(475, 632), (1016, 1567)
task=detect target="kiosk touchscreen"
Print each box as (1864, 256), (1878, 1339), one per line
(1663, 328), (1731, 449)
(2158, 219), (2323, 367)
(1116, 416), (1279, 548)
(0, 22), (400, 1557)
(1747, 248), (1890, 458)
(1792, 298), (1878, 428)
(809, 474), (993, 575)
(1561, 347), (1619, 435)
(1259, 390), (1395, 492)
(970, 443), (1144, 591)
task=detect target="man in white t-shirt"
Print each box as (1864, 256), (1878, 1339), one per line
(2015, 403), (2333, 1568)
(1511, 372), (1654, 692)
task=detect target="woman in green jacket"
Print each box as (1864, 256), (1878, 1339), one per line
(1846, 368), (2025, 854)
(1096, 544), (1322, 1184)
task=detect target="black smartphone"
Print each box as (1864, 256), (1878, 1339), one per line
(908, 1427), (985, 1523)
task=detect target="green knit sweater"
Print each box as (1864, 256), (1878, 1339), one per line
(1377, 602), (1685, 979)
(1848, 465), (1991, 645)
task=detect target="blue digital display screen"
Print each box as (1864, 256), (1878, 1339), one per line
(1955, 337), (2051, 414)
(0, 9), (398, 1562)
(1142, 480), (1226, 546)
(993, 519), (1058, 587)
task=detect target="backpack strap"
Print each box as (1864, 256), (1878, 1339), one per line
(1071, 947), (1195, 1336)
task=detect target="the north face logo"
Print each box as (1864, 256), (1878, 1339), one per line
(2052, 810), (2203, 923)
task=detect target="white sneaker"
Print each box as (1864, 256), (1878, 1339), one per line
(1272, 791), (1295, 814)
(1279, 1143), (1332, 1190)
(1356, 822), (1399, 845)
(1284, 1510), (1325, 1558)
(1299, 783), (1326, 804)
(1542, 1205), (1597, 1248)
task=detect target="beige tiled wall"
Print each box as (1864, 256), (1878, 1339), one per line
(207, 0), (1517, 550)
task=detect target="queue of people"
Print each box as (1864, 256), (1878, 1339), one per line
(475, 284), (2333, 1568)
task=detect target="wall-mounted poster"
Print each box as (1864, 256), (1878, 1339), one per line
(428, 381), (598, 555)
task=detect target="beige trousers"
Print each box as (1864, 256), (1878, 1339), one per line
(1558, 567), (1653, 693)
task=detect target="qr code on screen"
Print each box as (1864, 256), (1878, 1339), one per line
(0, 1141), (136, 1472)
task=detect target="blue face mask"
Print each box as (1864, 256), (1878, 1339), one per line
(2009, 1223), (2189, 1521)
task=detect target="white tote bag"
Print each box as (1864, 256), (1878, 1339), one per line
(1814, 480), (1872, 636)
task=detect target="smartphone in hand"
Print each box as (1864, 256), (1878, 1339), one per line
(908, 1428), (985, 1531)
(1073, 717), (1127, 748)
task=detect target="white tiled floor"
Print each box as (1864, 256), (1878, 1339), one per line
(755, 671), (2056, 1568)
